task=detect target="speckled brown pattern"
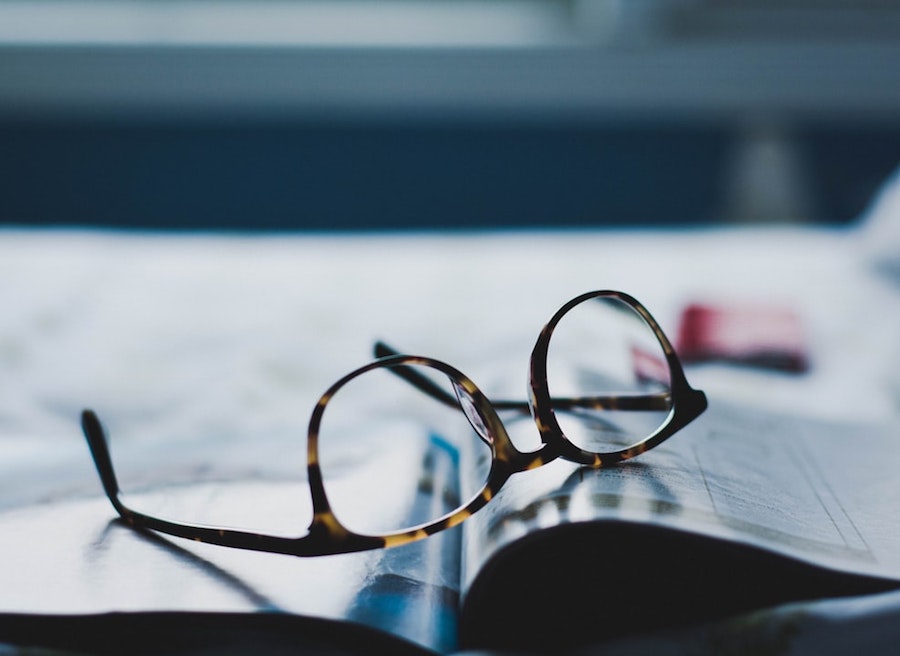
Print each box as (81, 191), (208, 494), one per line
(82, 291), (706, 557)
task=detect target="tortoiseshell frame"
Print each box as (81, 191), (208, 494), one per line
(81, 290), (706, 557)
(528, 290), (707, 467)
(81, 355), (516, 557)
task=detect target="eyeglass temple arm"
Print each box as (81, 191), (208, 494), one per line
(81, 409), (380, 557)
(81, 409), (127, 514)
(372, 341), (670, 412)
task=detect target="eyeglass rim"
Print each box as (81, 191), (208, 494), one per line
(528, 290), (708, 467)
(81, 353), (518, 558)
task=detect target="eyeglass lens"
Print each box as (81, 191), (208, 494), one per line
(316, 362), (494, 536)
(545, 295), (673, 453)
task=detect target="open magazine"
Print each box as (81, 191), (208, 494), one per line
(3, 219), (900, 655)
(1, 394), (900, 655)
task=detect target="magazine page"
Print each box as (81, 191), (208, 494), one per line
(458, 398), (900, 650)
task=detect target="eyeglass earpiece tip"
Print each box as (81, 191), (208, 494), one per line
(80, 409), (110, 449)
(81, 408), (98, 431)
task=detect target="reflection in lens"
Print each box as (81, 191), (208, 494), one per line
(316, 362), (493, 536)
(546, 295), (673, 453)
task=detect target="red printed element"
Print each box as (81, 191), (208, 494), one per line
(676, 303), (810, 373)
(631, 345), (671, 386)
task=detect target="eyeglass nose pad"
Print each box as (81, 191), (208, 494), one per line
(451, 381), (494, 447)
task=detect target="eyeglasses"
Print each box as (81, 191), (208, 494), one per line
(82, 290), (707, 557)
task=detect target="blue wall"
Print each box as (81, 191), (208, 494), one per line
(1, 118), (896, 230)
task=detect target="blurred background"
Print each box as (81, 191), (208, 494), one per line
(1, 0), (899, 231)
